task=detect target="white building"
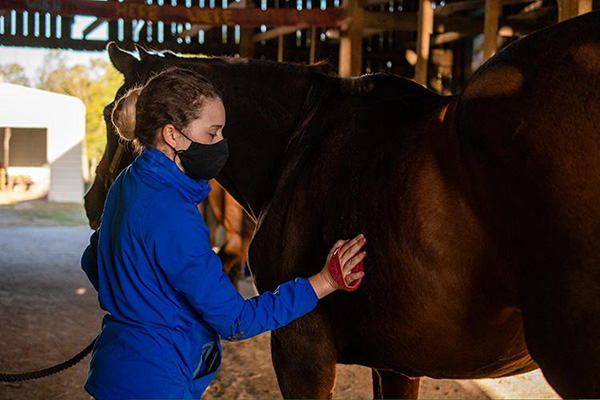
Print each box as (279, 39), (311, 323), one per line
(0, 83), (86, 203)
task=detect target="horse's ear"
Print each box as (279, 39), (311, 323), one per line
(135, 43), (152, 62)
(107, 41), (138, 77)
(310, 59), (338, 76)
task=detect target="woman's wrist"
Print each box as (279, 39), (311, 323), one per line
(308, 271), (337, 299)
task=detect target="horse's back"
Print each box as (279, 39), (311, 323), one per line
(457, 11), (600, 397)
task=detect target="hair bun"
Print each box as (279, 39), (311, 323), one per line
(112, 85), (143, 141)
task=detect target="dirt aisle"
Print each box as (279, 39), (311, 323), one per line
(0, 225), (558, 399)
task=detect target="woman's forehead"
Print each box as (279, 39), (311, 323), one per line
(195, 99), (225, 127)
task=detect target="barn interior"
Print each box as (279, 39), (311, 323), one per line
(0, 0), (597, 399)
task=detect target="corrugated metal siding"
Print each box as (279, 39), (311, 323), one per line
(7, 128), (47, 167)
(48, 140), (84, 203)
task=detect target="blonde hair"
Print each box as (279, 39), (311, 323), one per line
(111, 85), (144, 152)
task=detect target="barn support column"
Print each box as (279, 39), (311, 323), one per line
(239, 0), (256, 59)
(415, 0), (433, 86)
(309, 27), (318, 64)
(558, 0), (592, 21)
(239, 28), (255, 58)
(339, 0), (365, 77)
(278, 35), (285, 62)
(483, 0), (501, 61)
(577, 0), (593, 15)
(2, 127), (11, 191)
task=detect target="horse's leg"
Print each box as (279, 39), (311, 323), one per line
(271, 314), (337, 399)
(372, 369), (420, 399)
(517, 260), (600, 398)
(372, 369), (383, 399)
(217, 244), (242, 288)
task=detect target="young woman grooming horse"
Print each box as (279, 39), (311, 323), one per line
(80, 66), (367, 399)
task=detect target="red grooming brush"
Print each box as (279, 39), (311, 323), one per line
(328, 246), (364, 292)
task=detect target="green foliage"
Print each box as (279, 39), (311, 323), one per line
(0, 63), (31, 86)
(34, 50), (123, 167)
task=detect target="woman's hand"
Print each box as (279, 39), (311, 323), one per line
(309, 233), (367, 299)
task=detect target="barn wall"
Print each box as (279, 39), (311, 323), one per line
(0, 83), (86, 203)
(8, 128), (47, 167)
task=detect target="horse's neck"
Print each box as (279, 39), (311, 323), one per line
(204, 59), (324, 220)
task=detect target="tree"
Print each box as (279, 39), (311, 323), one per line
(36, 50), (123, 176)
(0, 63), (31, 86)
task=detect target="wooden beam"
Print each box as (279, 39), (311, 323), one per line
(239, 27), (255, 57)
(180, 0), (250, 39)
(435, 0), (534, 16)
(339, 0), (365, 77)
(253, 26), (298, 42)
(363, 12), (482, 35)
(3, 127), (10, 176)
(278, 34), (285, 61)
(578, 0), (593, 15)
(309, 27), (318, 64)
(82, 17), (107, 39)
(0, 0), (346, 27)
(433, 31), (463, 44)
(415, 0), (433, 85)
(483, 0), (501, 60)
(558, 0), (577, 21)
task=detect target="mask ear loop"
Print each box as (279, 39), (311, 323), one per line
(169, 123), (191, 163)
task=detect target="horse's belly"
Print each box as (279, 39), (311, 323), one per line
(341, 298), (537, 379)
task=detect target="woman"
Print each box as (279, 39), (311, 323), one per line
(81, 66), (367, 400)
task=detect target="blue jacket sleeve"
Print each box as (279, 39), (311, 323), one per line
(142, 196), (319, 341)
(81, 229), (100, 291)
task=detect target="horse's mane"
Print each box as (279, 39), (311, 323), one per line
(138, 44), (337, 77)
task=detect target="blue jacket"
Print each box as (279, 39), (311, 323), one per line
(81, 146), (319, 399)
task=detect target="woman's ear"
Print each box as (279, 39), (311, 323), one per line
(161, 124), (178, 149)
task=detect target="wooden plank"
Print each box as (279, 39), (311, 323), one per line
(339, 0), (365, 77)
(577, 0), (592, 15)
(3, 127), (10, 172)
(415, 0), (433, 85)
(253, 26), (298, 42)
(435, 0), (534, 16)
(278, 34), (285, 61)
(309, 27), (317, 64)
(483, 0), (501, 60)
(433, 31), (463, 45)
(363, 12), (482, 34)
(0, 0), (346, 28)
(239, 27), (255, 57)
(558, 0), (573, 21)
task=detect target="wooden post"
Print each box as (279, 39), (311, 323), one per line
(577, 0), (592, 15)
(239, 0), (255, 59)
(557, 0), (585, 21)
(239, 27), (255, 58)
(309, 27), (318, 64)
(415, 0), (433, 85)
(278, 34), (285, 62)
(483, 0), (501, 60)
(3, 127), (11, 191)
(339, 0), (365, 77)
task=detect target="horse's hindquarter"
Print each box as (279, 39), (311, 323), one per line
(456, 11), (600, 396)
(327, 97), (534, 379)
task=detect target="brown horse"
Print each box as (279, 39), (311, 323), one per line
(84, 11), (600, 399)
(202, 180), (255, 285)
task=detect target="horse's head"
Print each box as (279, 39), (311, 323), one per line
(83, 42), (157, 229)
(84, 41), (331, 229)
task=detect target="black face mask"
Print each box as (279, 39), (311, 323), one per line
(170, 126), (229, 180)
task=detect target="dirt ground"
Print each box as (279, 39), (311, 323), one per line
(0, 201), (559, 399)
